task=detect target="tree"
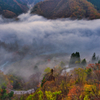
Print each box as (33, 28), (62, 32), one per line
(0, 86), (14, 100)
(98, 60), (100, 64)
(92, 53), (96, 62)
(41, 77), (46, 87)
(81, 59), (87, 66)
(69, 52), (81, 66)
(44, 67), (51, 74)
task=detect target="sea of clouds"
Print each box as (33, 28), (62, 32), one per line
(0, 11), (100, 78)
(0, 11), (100, 59)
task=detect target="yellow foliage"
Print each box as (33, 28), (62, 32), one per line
(98, 90), (100, 96)
(75, 61), (80, 64)
(84, 84), (96, 96)
(44, 67), (51, 73)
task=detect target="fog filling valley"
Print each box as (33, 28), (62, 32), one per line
(0, 11), (100, 80)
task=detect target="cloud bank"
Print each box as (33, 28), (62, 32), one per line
(0, 12), (100, 57)
(0, 11), (100, 79)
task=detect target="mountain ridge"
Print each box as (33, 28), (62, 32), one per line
(31, 0), (100, 19)
(0, 0), (28, 18)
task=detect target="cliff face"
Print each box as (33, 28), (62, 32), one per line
(31, 0), (100, 19)
(0, 0), (28, 18)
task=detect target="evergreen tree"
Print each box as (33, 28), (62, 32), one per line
(69, 52), (81, 66)
(92, 53), (96, 62)
(81, 59), (87, 66)
(98, 60), (100, 64)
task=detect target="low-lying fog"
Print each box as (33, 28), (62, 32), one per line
(0, 11), (100, 79)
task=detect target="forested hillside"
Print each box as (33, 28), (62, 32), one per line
(0, 0), (28, 18)
(0, 52), (100, 100)
(87, 0), (100, 11)
(31, 0), (100, 19)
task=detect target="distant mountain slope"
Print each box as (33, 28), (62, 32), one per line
(31, 0), (100, 19)
(0, 0), (28, 18)
(20, 0), (43, 4)
(87, 0), (100, 11)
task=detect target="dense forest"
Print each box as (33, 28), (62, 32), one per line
(0, 52), (100, 100)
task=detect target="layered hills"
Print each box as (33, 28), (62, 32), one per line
(31, 0), (100, 19)
(0, 0), (28, 18)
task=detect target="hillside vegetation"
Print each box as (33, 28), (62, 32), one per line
(87, 0), (100, 11)
(8, 62), (100, 100)
(31, 0), (100, 19)
(0, 52), (100, 100)
(0, 0), (28, 18)
(26, 63), (100, 100)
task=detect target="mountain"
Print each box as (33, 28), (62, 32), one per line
(20, 0), (43, 4)
(87, 0), (100, 11)
(31, 0), (100, 19)
(0, 0), (28, 18)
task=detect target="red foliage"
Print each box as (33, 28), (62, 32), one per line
(86, 64), (95, 69)
(68, 86), (83, 99)
(86, 63), (100, 81)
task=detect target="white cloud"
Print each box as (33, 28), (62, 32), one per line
(0, 13), (100, 55)
(0, 12), (100, 77)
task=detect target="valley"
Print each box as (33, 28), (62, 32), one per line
(0, 0), (100, 100)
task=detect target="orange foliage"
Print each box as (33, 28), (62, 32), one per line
(68, 86), (83, 99)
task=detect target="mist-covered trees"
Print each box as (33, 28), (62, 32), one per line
(81, 59), (87, 66)
(8, 75), (24, 90)
(69, 52), (88, 67)
(98, 60), (100, 64)
(92, 53), (96, 62)
(91, 52), (100, 63)
(69, 52), (80, 65)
